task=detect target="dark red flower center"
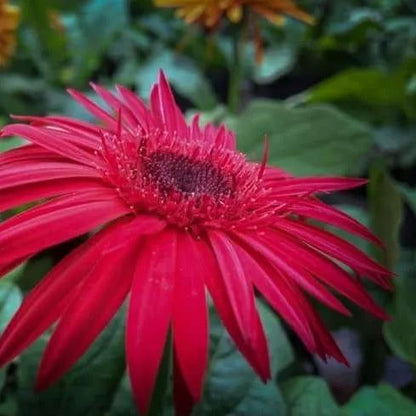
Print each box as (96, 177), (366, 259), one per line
(143, 151), (234, 199)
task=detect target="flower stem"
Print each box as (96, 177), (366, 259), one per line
(227, 20), (247, 113)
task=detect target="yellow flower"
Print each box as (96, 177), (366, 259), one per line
(0, 0), (20, 67)
(154, 0), (313, 28)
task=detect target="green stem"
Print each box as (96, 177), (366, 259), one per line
(227, 20), (247, 113)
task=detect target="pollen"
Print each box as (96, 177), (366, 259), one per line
(143, 151), (234, 198)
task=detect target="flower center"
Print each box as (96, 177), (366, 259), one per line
(143, 151), (234, 198)
(99, 128), (273, 230)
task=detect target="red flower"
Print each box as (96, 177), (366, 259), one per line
(0, 72), (391, 414)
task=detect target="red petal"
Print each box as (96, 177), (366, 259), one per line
(116, 84), (153, 131)
(11, 115), (100, 149)
(173, 232), (208, 401)
(67, 88), (117, 130)
(0, 178), (105, 214)
(0, 160), (100, 191)
(231, 236), (316, 352)
(151, 71), (185, 135)
(287, 198), (383, 247)
(197, 235), (269, 380)
(267, 177), (368, 197)
(275, 218), (391, 286)
(126, 229), (176, 415)
(0, 188), (129, 265)
(0, 220), (124, 366)
(0, 144), (63, 166)
(208, 230), (256, 344)
(269, 229), (389, 320)
(173, 351), (196, 416)
(244, 233), (351, 316)
(1, 124), (96, 166)
(36, 240), (137, 389)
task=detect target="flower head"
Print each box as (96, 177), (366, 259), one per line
(0, 72), (391, 414)
(0, 0), (19, 67)
(154, 0), (313, 28)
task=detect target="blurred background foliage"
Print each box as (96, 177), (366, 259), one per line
(0, 0), (415, 415)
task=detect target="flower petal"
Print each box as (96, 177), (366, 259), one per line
(0, 220), (124, 366)
(0, 160), (100, 190)
(173, 351), (195, 416)
(126, 229), (176, 415)
(0, 178), (105, 214)
(115, 84), (153, 131)
(274, 218), (391, 286)
(267, 177), (368, 197)
(173, 232), (208, 401)
(196, 235), (269, 381)
(241, 232), (351, 316)
(269, 228), (389, 320)
(67, 88), (118, 130)
(287, 198), (383, 247)
(0, 188), (129, 266)
(208, 230), (256, 344)
(231, 236), (316, 352)
(11, 115), (100, 149)
(1, 124), (97, 166)
(36, 238), (138, 389)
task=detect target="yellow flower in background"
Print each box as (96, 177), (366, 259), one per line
(0, 0), (20, 67)
(155, 0), (313, 28)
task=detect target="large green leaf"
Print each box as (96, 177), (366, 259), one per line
(107, 374), (136, 416)
(342, 384), (416, 416)
(368, 165), (403, 269)
(383, 277), (416, 365)
(231, 378), (286, 416)
(17, 308), (126, 416)
(304, 61), (416, 119)
(383, 249), (416, 365)
(399, 183), (416, 215)
(281, 376), (339, 416)
(226, 100), (372, 176)
(0, 281), (22, 332)
(136, 48), (218, 110)
(197, 302), (292, 415)
(63, 0), (128, 84)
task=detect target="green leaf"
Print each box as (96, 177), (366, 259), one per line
(197, 302), (291, 415)
(281, 376), (339, 416)
(63, 0), (128, 84)
(384, 274), (416, 365)
(226, 100), (372, 176)
(0, 279), (22, 412)
(107, 374), (136, 416)
(343, 384), (416, 416)
(136, 48), (218, 110)
(258, 302), (294, 375)
(253, 44), (296, 85)
(0, 137), (24, 153)
(231, 378), (287, 416)
(20, 0), (67, 68)
(0, 281), (22, 332)
(304, 61), (416, 119)
(17, 308), (126, 416)
(368, 165), (403, 269)
(399, 184), (416, 215)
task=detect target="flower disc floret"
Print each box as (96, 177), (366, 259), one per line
(98, 125), (272, 231)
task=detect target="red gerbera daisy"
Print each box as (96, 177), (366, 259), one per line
(0, 72), (391, 414)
